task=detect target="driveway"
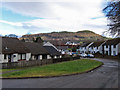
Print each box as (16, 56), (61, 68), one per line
(2, 58), (119, 88)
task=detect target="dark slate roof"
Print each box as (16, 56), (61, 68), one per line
(56, 46), (68, 50)
(23, 42), (49, 55)
(44, 46), (61, 56)
(90, 41), (105, 47)
(81, 42), (91, 47)
(48, 40), (65, 46)
(1, 37), (30, 54)
(103, 38), (120, 45)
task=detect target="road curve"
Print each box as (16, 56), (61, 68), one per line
(2, 58), (119, 88)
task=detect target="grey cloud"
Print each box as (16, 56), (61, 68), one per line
(3, 2), (57, 18)
(21, 23), (51, 33)
(84, 24), (107, 29)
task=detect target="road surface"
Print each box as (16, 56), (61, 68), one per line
(2, 58), (119, 88)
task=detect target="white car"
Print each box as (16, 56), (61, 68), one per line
(80, 53), (87, 58)
(87, 54), (94, 58)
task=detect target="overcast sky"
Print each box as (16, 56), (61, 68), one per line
(0, 0), (108, 36)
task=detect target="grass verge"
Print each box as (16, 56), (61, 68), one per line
(0, 69), (18, 73)
(1, 59), (103, 78)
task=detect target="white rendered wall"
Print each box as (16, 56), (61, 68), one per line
(54, 56), (57, 59)
(26, 53), (31, 61)
(0, 54), (8, 63)
(60, 55), (62, 58)
(47, 55), (51, 59)
(0, 54), (3, 63)
(12, 53), (18, 62)
(39, 55), (42, 60)
(94, 47), (99, 53)
(32, 56), (35, 60)
(98, 45), (103, 54)
(111, 45), (118, 56)
(89, 47), (94, 53)
(104, 45), (110, 55)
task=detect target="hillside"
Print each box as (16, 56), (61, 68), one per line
(20, 30), (108, 44)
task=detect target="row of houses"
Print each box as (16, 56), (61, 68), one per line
(0, 37), (61, 63)
(77, 38), (120, 56)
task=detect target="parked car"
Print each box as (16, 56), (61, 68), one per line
(87, 54), (94, 58)
(80, 53), (87, 58)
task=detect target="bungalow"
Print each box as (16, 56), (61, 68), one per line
(0, 37), (31, 63)
(56, 45), (68, 54)
(43, 42), (62, 58)
(65, 41), (77, 45)
(23, 42), (50, 60)
(102, 38), (120, 56)
(78, 42), (93, 53)
(88, 41), (105, 54)
(43, 42), (59, 51)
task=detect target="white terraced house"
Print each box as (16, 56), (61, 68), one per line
(78, 42), (93, 54)
(102, 38), (120, 56)
(88, 41), (105, 54)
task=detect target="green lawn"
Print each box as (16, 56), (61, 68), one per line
(2, 59), (103, 78)
(0, 69), (18, 73)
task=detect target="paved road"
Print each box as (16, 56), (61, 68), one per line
(2, 58), (119, 88)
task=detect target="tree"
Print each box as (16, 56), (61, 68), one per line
(33, 37), (43, 43)
(21, 38), (25, 42)
(103, 1), (120, 37)
(72, 47), (77, 52)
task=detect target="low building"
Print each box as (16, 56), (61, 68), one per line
(0, 37), (31, 63)
(88, 41), (105, 54)
(65, 41), (77, 45)
(44, 46), (62, 59)
(23, 42), (50, 60)
(78, 42), (93, 53)
(103, 38), (120, 56)
(43, 42), (62, 58)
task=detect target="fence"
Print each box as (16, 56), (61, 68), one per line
(1, 56), (81, 69)
(94, 53), (120, 60)
(1, 59), (53, 69)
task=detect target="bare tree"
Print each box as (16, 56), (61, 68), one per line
(103, 1), (120, 37)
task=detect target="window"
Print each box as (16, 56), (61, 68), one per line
(113, 51), (116, 56)
(114, 45), (116, 48)
(35, 55), (38, 60)
(106, 51), (108, 55)
(97, 47), (98, 49)
(18, 54), (26, 60)
(106, 45), (108, 48)
(13, 55), (16, 57)
(22, 54), (26, 60)
(4, 54), (7, 59)
(18, 54), (21, 60)
(42, 55), (47, 59)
